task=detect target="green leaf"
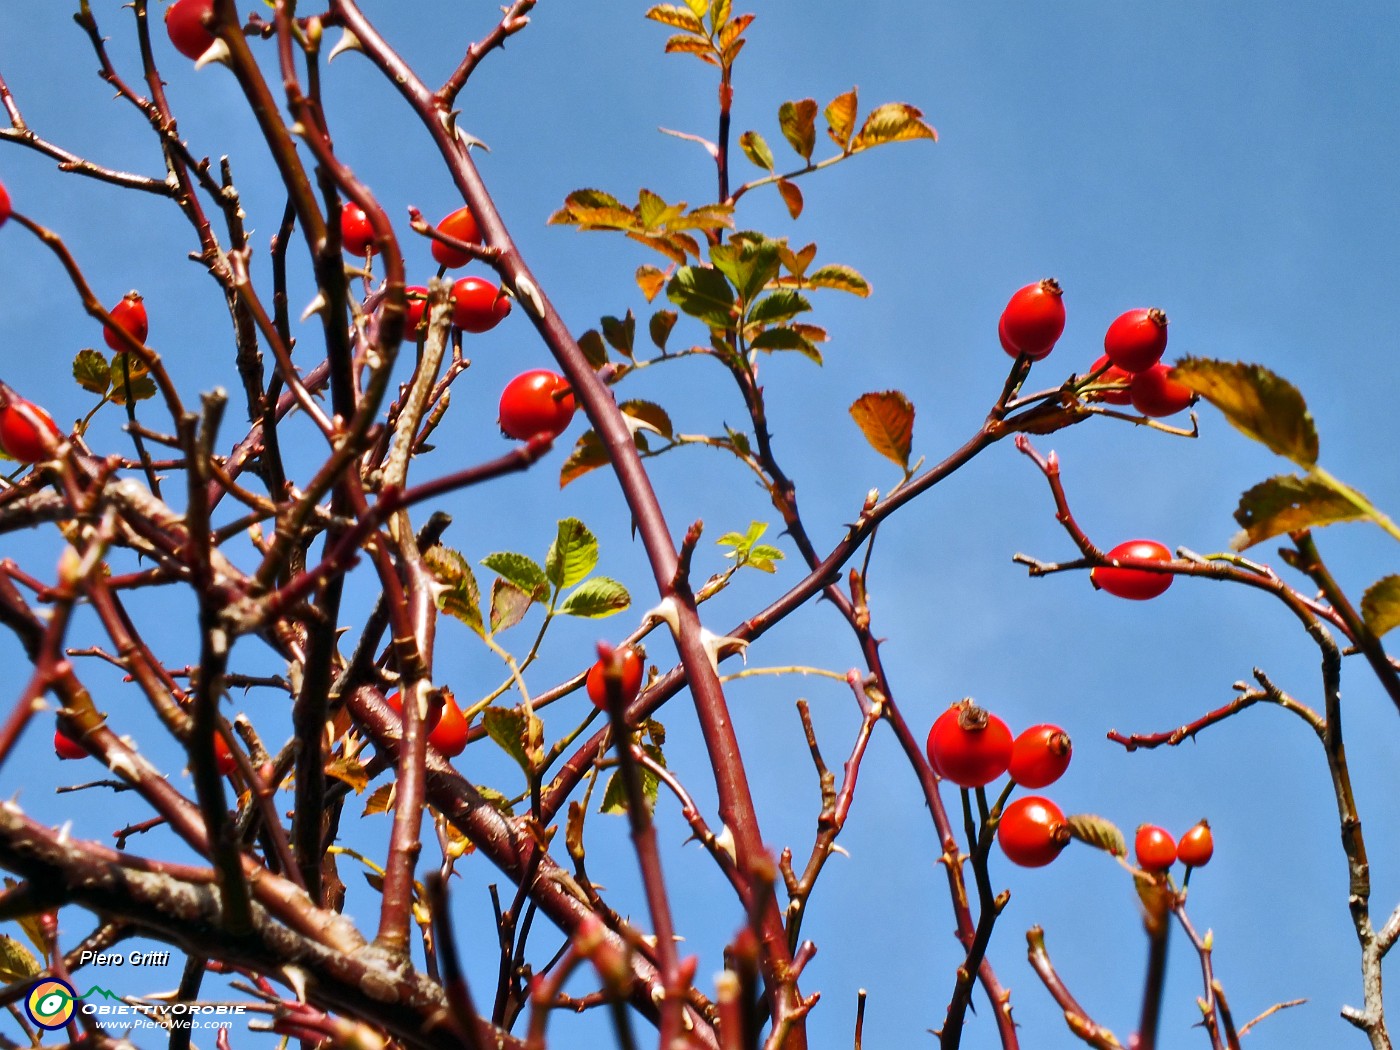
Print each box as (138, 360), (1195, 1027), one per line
(645, 3), (705, 32)
(559, 576), (631, 619)
(1231, 474), (1367, 550)
(481, 551), (550, 599)
(670, 203), (735, 233)
(1066, 813), (1126, 858)
(546, 518), (599, 589)
(637, 189), (681, 231)
(1173, 358), (1318, 467)
(776, 179), (803, 219)
(709, 0), (731, 31)
(850, 391), (914, 470)
(739, 130), (775, 171)
(73, 348), (110, 395)
(1361, 576), (1400, 638)
(601, 312), (636, 357)
(649, 309), (678, 351)
(805, 264), (871, 296)
(109, 354), (156, 405)
(600, 743), (665, 815)
(490, 578), (533, 634)
(424, 546), (484, 636)
(482, 706), (532, 774)
(778, 98), (818, 161)
(710, 236), (780, 303)
(666, 265), (737, 328)
(747, 544), (784, 572)
(0, 935), (40, 983)
(561, 430), (611, 488)
(620, 400), (674, 439)
(825, 88), (859, 151)
(636, 265), (668, 303)
(682, 0), (707, 16)
(851, 102), (938, 150)
(578, 329), (608, 368)
(717, 520), (784, 573)
(750, 326), (821, 362)
(747, 290), (811, 327)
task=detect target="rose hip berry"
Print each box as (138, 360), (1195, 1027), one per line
(340, 201), (378, 257)
(926, 700), (1013, 789)
(1103, 308), (1169, 373)
(1090, 540), (1174, 601)
(431, 205), (482, 268)
(498, 370), (576, 441)
(1129, 362), (1195, 418)
(165, 0), (217, 61)
(586, 645), (645, 711)
(1008, 724), (1072, 789)
(0, 399), (62, 463)
(451, 276), (511, 332)
(997, 796), (1070, 868)
(386, 690), (469, 758)
(1178, 820), (1214, 868)
(403, 286), (429, 339)
(54, 726), (87, 761)
(999, 279), (1065, 361)
(0, 180), (11, 228)
(104, 291), (148, 351)
(1135, 824), (1177, 871)
(1088, 354), (1134, 405)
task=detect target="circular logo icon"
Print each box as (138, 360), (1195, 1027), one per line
(26, 979), (76, 1030)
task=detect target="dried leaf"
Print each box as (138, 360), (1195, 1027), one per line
(849, 391), (914, 470)
(1361, 575), (1400, 638)
(1173, 358), (1318, 467)
(1231, 474), (1366, 550)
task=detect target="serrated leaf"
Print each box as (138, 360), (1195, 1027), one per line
(778, 241), (818, 278)
(709, 0), (731, 30)
(750, 326), (821, 362)
(636, 265), (668, 303)
(724, 425), (752, 457)
(1173, 358), (1318, 467)
(0, 935), (39, 983)
(324, 756), (369, 794)
(481, 551), (550, 599)
(776, 179), (803, 219)
(490, 578), (533, 634)
(747, 544), (784, 572)
(362, 782), (396, 817)
(851, 102), (938, 150)
(778, 98), (817, 161)
(739, 130), (774, 171)
(109, 354), (156, 405)
(825, 88), (858, 151)
(564, 188), (626, 211)
(73, 348), (110, 395)
(665, 34), (718, 62)
(559, 576), (631, 619)
(718, 12), (753, 48)
(682, 0), (707, 16)
(424, 547), (484, 636)
(1231, 474), (1367, 550)
(668, 205), (735, 234)
(546, 518), (599, 589)
(1361, 576), (1400, 638)
(645, 3), (705, 32)
(649, 309), (678, 350)
(620, 400), (674, 439)
(667, 266), (736, 328)
(790, 322), (828, 344)
(1066, 813), (1127, 858)
(578, 329), (608, 368)
(483, 706), (532, 774)
(806, 264), (870, 296)
(710, 237), (780, 303)
(601, 312), (636, 357)
(637, 189), (679, 231)
(849, 391), (913, 470)
(747, 290), (811, 327)
(628, 231), (695, 265)
(561, 430), (611, 488)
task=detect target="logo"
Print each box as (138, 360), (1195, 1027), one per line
(25, 979), (76, 1030)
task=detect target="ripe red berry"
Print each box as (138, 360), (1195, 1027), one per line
(498, 370), (576, 441)
(1090, 540), (1174, 601)
(1178, 820), (1214, 868)
(997, 796), (1070, 868)
(340, 201), (378, 257)
(103, 291), (148, 351)
(1008, 724), (1072, 789)
(1088, 354), (1134, 405)
(431, 205), (482, 268)
(385, 690), (469, 758)
(586, 645), (645, 711)
(1129, 362), (1195, 418)
(213, 733), (237, 776)
(926, 700), (1013, 789)
(451, 276), (511, 333)
(403, 286), (429, 339)
(54, 726), (87, 761)
(0, 399), (62, 463)
(0, 180), (11, 228)
(999, 279), (1065, 361)
(1135, 824), (1177, 871)
(1103, 308), (1169, 373)
(165, 0), (217, 61)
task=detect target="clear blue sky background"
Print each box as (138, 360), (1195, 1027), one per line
(1, 4), (1397, 1049)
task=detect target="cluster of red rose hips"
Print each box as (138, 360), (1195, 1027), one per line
(926, 699), (1075, 868)
(1135, 819), (1214, 874)
(998, 279), (1195, 418)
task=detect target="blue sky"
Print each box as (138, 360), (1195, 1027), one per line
(1, 3), (1397, 1048)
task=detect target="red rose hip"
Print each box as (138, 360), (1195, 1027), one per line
(1008, 724), (1072, 788)
(997, 796), (1070, 867)
(0, 399), (62, 463)
(1130, 363), (1195, 417)
(926, 700), (1013, 788)
(54, 726), (87, 761)
(586, 645), (645, 711)
(1103, 308), (1169, 373)
(165, 0), (217, 61)
(1088, 354), (1134, 405)
(498, 370), (575, 441)
(999, 279), (1066, 361)
(104, 291), (148, 350)
(451, 276), (511, 333)
(1178, 820), (1214, 868)
(1135, 824), (1177, 871)
(1090, 540), (1174, 601)
(431, 205), (482, 268)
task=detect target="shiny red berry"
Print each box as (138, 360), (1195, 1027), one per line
(213, 733), (237, 776)
(997, 796), (1070, 868)
(0, 180), (11, 228)
(54, 726), (87, 761)
(0, 399), (62, 463)
(340, 201), (378, 257)
(586, 645), (645, 711)
(165, 0), (217, 61)
(1090, 540), (1174, 601)
(451, 276), (511, 333)
(1088, 354), (1134, 405)
(1129, 363), (1195, 417)
(386, 690), (468, 758)
(1178, 820), (1214, 868)
(498, 370), (575, 441)
(1103, 308), (1169, 373)
(104, 291), (148, 351)
(926, 700), (1013, 789)
(1008, 724), (1072, 789)
(999, 279), (1065, 361)
(1135, 824), (1177, 871)
(431, 205), (482, 268)
(403, 286), (429, 339)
